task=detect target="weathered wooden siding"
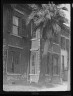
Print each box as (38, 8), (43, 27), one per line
(3, 5), (31, 83)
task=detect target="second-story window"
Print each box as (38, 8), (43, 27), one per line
(12, 16), (19, 35)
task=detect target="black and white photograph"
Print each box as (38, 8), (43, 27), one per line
(3, 3), (71, 91)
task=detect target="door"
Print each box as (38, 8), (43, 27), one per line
(7, 48), (20, 74)
(30, 51), (40, 83)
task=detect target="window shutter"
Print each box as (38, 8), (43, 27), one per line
(7, 9), (13, 33)
(22, 19), (27, 37)
(18, 17), (22, 36)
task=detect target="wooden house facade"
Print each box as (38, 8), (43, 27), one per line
(3, 4), (31, 83)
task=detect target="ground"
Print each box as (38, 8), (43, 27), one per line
(3, 81), (69, 91)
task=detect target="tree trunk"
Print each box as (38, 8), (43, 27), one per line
(39, 39), (50, 83)
(42, 39), (50, 56)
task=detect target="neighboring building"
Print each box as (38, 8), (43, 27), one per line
(3, 4), (31, 83)
(60, 25), (70, 82)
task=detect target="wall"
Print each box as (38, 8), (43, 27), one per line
(3, 4), (30, 84)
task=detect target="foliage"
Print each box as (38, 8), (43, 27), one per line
(26, 3), (70, 55)
(26, 4), (69, 31)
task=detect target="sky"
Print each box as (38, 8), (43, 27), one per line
(60, 4), (70, 27)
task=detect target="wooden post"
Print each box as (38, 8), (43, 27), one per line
(67, 35), (70, 90)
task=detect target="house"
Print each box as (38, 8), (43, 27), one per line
(3, 4), (70, 84)
(3, 4), (31, 83)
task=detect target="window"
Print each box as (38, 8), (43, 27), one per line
(12, 16), (19, 35)
(53, 54), (59, 75)
(61, 37), (65, 50)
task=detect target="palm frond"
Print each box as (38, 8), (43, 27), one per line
(26, 4), (69, 35)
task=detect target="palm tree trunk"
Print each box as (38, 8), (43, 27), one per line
(39, 39), (51, 82)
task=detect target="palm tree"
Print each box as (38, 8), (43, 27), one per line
(26, 3), (69, 56)
(26, 3), (70, 83)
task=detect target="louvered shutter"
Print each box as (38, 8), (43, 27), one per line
(18, 17), (22, 36)
(7, 9), (13, 33)
(22, 19), (27, 37)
